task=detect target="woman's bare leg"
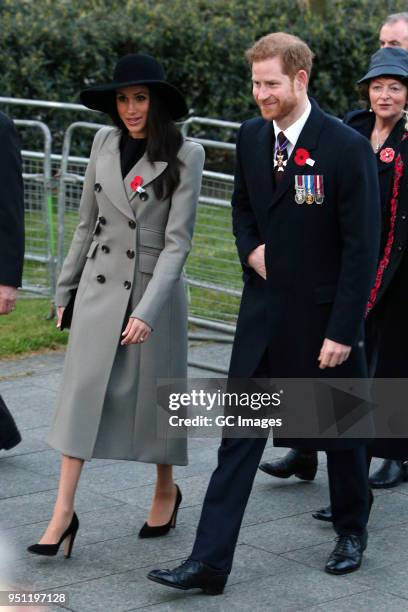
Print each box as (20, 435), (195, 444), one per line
(146, 464), (178, 526)
(38, 454), (83, 544)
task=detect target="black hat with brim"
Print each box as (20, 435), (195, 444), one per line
(80, 53), (188, 120)
(358, 47), (408, 83)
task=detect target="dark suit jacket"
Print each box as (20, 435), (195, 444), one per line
(229, 100), (381, 450)
(0, 111), (24, 287)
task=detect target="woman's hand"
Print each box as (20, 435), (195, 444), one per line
(121, 317), (152, 345)
(56, 307), (65, 328)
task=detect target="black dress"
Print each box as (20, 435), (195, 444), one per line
(345, 110), (408, 459)
(119, 133), (147, 177)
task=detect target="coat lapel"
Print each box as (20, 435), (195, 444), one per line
(97, 130), (168, 219)
(377, 117), (405, 175)
(123, 156), (168, 202)
(269, 100), (325, 210)
(255, 121), (275, 205)
(97, 131), (135, 219)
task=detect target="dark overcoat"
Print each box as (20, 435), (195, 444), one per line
(0, 112), (24, 288)
(346, 109), (408, 460)
(229, 100), (381, 451)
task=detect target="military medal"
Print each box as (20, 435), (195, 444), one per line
(315, 175), (324, 205)
(305, 175), (315, 205)
(294, 175), (305, 204)
(274, 150), (287, 171)
(274, 134), (289, 172)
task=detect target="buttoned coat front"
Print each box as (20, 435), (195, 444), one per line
(229, 100), (381, 451)
(48, 127), (205, 463)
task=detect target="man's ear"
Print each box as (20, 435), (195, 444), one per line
(295, 69), (309, 91)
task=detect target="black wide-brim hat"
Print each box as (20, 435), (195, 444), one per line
(80, 53), (188, 120)
(358, 47), (408, 83)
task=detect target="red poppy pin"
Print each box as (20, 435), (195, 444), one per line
(379, 147), (395, 163)
(130, 175), (143, 191)
(130, 175), (149, 201)
(294, 148), (312, 166)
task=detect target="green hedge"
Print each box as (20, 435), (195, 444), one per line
(0, 0), (406, 152)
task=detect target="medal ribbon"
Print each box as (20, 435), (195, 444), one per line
(296, 175), (304, 189)
(274, 136), (289, 156)
(305, 175), (314, 194)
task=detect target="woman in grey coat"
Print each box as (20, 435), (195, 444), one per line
(28, 54), (205, 557)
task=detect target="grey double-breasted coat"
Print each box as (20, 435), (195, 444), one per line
(48, 127), (205, 464)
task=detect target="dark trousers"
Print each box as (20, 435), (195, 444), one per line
(190, 355), (370, 573)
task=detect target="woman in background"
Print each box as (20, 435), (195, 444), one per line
(314, 47), (408, 522)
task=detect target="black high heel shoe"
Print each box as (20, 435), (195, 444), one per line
(27, 512), (79, 558)
(139, 485), (182, 538)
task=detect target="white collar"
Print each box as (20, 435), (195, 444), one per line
(273, 99), (312, 147)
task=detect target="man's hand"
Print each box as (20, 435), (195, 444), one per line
(121, 317), (152, 345)
(318, 338), (351, 369)
(247, 244), (266, 279)
(0, 285), (17, 315)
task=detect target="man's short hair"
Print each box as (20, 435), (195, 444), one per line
(383, 12), (408, 27)
(245, 32), (314, 79)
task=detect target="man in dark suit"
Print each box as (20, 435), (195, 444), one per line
(0, 110), (24, 450)
(262, 15), (408, 490)
(148, 32), (380, 593)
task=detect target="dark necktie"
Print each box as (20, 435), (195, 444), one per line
(274, 131), (288, 184)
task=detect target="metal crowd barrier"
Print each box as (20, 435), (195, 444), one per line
(15, 120), (56, 298)
(181, 116), (240, 151)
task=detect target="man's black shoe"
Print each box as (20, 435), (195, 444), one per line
(313, 489), (373, 523)
(259, 449), (318, 481)
(325, 531), (367, 575)
(0, 395), (21, 450)
(148, 559), (228, 595)
(312, 504), (332, 522)
(369, 459), (408, 489)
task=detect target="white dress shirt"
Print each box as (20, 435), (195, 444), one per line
(273, 99), (312, 159)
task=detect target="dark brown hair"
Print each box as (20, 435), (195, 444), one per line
(108, 87), (183, 200)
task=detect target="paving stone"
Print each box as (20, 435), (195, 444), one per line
(44, 545), (299, 612)
(132, 565), (371, 612)
(0, 461), (57, 499)
(1, 348), (407, 611)
(305, 589), (408, 612)
(0, 488), (123, 530)
(0, 426), (51, 458)
(345, 562), (408, 600)
(4, 504), (150, 561)
(239, 513), (336, 554)
(108, 474), (212, 512)
(1, 449), (117, 478)
(0, 384), (55, 430)
(10, 527), (199, 592)
(282, 522), (408, 574)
